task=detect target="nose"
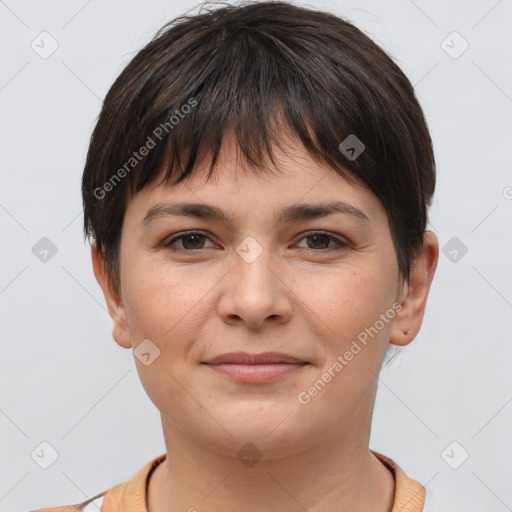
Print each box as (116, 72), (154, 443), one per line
(217, 245), (293, 330)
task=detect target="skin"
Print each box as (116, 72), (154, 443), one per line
(92, 131), (439, 512)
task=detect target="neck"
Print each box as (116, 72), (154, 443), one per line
(147, 417), (395, 512)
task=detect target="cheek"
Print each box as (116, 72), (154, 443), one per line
(296, 264), (397, 348)
(121, 260), (215, 413)
(292, 269), (396, 422)
(122, 257), (218, 348)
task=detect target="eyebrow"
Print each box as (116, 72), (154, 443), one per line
(140, 200), (371, 229)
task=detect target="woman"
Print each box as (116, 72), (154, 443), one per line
(33, 1), (443, 510)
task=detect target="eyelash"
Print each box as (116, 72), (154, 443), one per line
(163, 230), (349, 253)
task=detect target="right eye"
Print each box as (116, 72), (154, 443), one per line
(163, 231), (217, 252)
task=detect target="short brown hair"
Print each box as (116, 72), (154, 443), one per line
(82, 0), (435, 295)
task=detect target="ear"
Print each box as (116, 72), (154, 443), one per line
(389, 231), (439, 347)
(91, 242), (132, 349)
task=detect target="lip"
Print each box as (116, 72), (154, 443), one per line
(202, 351), (310, 383)
(205, 363), (308, 383)
(203, 351), (307, 365)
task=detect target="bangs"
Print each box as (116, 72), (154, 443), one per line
(119, 19), (371, 196)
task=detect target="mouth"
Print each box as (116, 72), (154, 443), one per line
(201, 351), (311, 383)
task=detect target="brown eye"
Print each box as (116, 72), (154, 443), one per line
(164, 232), (214, 251)
(305, 234), (331, 249)
(295, 232), (348, 251)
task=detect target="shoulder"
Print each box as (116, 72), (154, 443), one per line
(29, 493), (105, 512)
(371, 450), (426, 511)
(28, 453), (166, 512)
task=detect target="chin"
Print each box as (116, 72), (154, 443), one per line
(209, 399), (309, 453)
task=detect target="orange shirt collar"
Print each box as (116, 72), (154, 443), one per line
(103, 451), (425, 512)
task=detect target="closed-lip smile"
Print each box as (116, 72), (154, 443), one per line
(202, 351), (310, 383)
(203, 351), (308, 365)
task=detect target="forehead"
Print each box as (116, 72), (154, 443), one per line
(123, 131), (387, 229)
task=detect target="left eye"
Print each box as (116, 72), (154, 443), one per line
(295, 232), (347, 251)
(164, 231), (347, 252)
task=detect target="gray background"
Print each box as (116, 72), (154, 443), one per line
(1, 0), (511, 510)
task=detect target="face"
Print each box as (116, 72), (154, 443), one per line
(94, 132), (434, 460)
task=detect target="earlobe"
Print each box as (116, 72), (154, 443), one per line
(389, 231), (439, 347)
(91, 242), (132, 349)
